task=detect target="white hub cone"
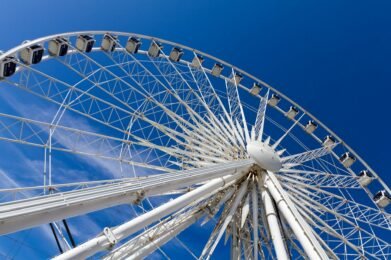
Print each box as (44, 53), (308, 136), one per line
(247, 140), (282, 172)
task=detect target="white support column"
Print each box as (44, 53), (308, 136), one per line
(260, 187), (289, 260)
(53, 173), (245, 260)
(251, 182), (259, 260)
(117, 209), (199, 260)
(106, 188), (233, 259)
(0, 159), (253, 235)
(264, 171), (329, 260)
(231, 215), (240, 260)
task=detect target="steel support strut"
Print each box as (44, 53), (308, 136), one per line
(251, 182), (259, 260)
(264, 171), (329, 260)
(0, 160), (253, 235)
(259, 185), (289, 260)
(53, 170), (248, 260)
(105, 188), (233, 259)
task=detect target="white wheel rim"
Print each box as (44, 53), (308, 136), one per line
(0, 31), (389, 259)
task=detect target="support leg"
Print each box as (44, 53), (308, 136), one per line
(264, 171), (328, 260)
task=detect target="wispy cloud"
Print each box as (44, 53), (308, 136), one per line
(0, 89), (129, 180)
(0, 81), (164, 258)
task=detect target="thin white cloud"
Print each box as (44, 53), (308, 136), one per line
(0, 81), (165, 258)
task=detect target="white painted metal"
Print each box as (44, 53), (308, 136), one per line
(251, 182), (259, 260)
(260, 186), (289, 260)
(264, 171), (329, 259)
(0, 31), (389, 260)
(241, 194), (250, 228)
(204, 180), (249, 260)
(53, 173), (246, 260)
(272, 114), (304, 150)
(0, 160), (253, 235)
(254, 90), (269, 141)
(247, 140), (282, 172)
(281, 143), (337, 168)
(105, 188), (233, 259)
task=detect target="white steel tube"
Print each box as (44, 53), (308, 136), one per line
(53, 173), (245, 260)
(261, 188), (289, 260)
(127, 218), (191, 260)
(112, 187), (234, 260)
(0, 160), (252, 235)
(231, 217), (240, 260)
(264, 171), (328, 260)
(206, 179), (248, 259)
(251, 183), (259, 260)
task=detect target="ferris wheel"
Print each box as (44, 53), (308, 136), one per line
(0, 31), (389, 259)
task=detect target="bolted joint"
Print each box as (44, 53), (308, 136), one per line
(103, 227), (117, 248)
(203, 204), (214, 217)
(133, 190), (145, 205)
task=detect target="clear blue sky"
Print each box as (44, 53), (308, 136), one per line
(0, 0), (390, 259)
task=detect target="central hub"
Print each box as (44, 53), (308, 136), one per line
(246, 140), (282, 172)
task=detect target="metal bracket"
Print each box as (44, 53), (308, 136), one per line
(103, 227), (117, 247)
(133, 190), (145, 204)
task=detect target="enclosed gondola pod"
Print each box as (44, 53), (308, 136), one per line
(169, 47), (184, 62)
(76, 35), (95, 53)
(48, 37), (69, 56)
(285, 106), (299, 120)
(305, 120), (318, 134)
(322, 135), (336, 147)
(268, 94), (281, 107)
(374, 190), (391, 208)
(125, 37), (141, 54)
(231, 72), (243, 85)
(101, 34), (117, 52)
(339, 152), (356, 168)
(0, 56), (17, 79)
(148, 41), (162, 58)
(357, 170), (373, 187)
(211, 63), (223, 77)
(20, 44), (44, 65)
(250, 82), (262, 96)
(191, 55), (204, 68)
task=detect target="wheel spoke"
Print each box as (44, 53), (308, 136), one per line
(253, 90), (269, 141)
(0, 32), (389, 260)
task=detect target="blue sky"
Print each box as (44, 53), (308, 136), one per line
(0, 0), (390, 259)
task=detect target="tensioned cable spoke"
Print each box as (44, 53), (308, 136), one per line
(281, 143), (338, 168)
(287, 190), (386, 258)
(142, 54), (231, 150)
(272, 114), (304, 150)
(278, 169), (361, 189)
(282, 179), (391, 231)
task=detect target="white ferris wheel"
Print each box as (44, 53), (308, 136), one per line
(0, 31), (389, 259)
